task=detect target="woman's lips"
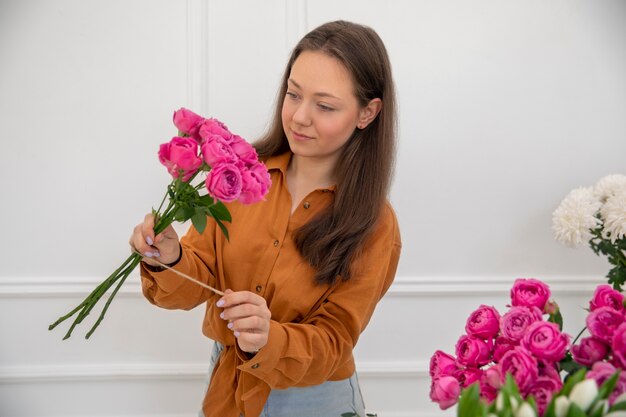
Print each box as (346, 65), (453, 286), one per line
(291, 129), (314, 141)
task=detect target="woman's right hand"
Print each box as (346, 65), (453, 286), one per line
(129, 213), (180, 267)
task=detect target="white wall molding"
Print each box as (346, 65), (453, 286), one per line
(284, 0), (308, 54)
(0, 360), (425, 383)
(186, 0), (210, 115)
(0, 275), (603, 298)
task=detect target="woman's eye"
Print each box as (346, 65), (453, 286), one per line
(286, 91), (298, 99)
(318, 104), (335, 112)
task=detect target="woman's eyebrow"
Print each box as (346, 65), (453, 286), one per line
(288, 78), (342, 100)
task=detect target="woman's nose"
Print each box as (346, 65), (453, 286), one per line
(292, 101), (312, 126)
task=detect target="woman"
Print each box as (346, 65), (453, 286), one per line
(131, 20), (401, 417)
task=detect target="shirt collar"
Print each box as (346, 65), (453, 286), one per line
(264, 151), (336, 193)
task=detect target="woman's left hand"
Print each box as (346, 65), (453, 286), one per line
(217, 289), (271, 354)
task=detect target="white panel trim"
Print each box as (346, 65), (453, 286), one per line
(186, 0), (210, 115)
(0, 360), (425, 383)
(285, 0), (308, 54)
(0, 275), (601, 298)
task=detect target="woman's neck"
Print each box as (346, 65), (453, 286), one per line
(286, 154), (336, 213)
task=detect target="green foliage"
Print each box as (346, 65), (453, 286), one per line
(589, 228), (626, 291)
(458, 383), (487, 417)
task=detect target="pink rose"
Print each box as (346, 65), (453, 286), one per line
(587, 306), (625, 344)
(430, 376), (461, 410)
(205, 163), (242, 203)
(454, 367), (483, 388)
(612, 323), (626, 369)
(527, 376), (563, 417)
(230, 135), (259, 165)
(201, 135), (238, 167)
(172, 108), (205, 140)
(537, 359), (561, 382)
(571, 337), (609, 367)
(510, 278), (551, 311)
(521, 321), (569, 362)
(500, 306), (543, 343)
(238, 161), (271, 205)
(158, 136), (203, 182)
(590, 284), (625, 312)
(465, 305), (501, 340)
(587, 361), (617, 388)
(479, 367), (502, 402)
(429, 350), (458, 378)
(198, 118), (232, 142)
(498, 347), (539, 394)
(493, 336), (516, 363)
(455, 335), (492, 367)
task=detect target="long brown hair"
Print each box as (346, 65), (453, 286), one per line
(255, 20), (397, 286)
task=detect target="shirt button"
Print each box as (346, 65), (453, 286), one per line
(255, 285), (262, 292)
(273, 240), (279, 247)
(303, 202), (310, 209)
(251, 363), (260, 369)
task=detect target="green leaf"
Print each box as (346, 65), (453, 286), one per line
(609, 401), (626, 412)
(597, 371), (620, 400)
(561, 368), (587, 397)
(457, 383), (481, 417)
(209, 201), (232, 222)
(560, 354), (585, 375)
(565, 403), (586, 417)
(198, 194), (215, 207)
(174, 206), (194, 222)
(213, 216), (230, 241)
(191, 210), (208, 234)
(549, 308), (564, 331)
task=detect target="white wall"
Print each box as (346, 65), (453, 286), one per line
(0, 1), (625, 416)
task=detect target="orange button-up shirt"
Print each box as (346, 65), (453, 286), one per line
(141, 151), (401, 417)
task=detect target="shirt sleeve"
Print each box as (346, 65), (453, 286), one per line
(140, 218), (220, 311)
(236, 203), (402, 388)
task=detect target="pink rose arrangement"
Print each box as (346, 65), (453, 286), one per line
(430, 278), (571, 416)
(570, 284), (626, 405)
(49, 108), (271, 339)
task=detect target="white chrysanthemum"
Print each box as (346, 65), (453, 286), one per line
(552, 187), (602, 247)
(601, 191), (626, 243)
(594, 174), (626, 203)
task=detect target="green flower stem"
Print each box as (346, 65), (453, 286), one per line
(85, 255), (142, 339)
(50, 169), (208, 339)
(48, 253), (137, 332)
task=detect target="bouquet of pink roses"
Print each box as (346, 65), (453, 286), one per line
(49, 108), (271, 340)
(430, 280), (626, 417)
(430, 279), (570, 416)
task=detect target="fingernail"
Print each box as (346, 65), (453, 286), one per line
(234, 331), (240, 337)
(146, 236), (154, 246)
(216, 300), (225, 307)
(144, 252), (153, 258)
(227, 322), (234, 329)
(153, 251), (161, 258)
(219, 312), (225, 319)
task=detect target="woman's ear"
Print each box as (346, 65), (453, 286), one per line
(356, 98), (382, 129)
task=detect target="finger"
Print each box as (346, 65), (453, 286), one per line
(229, 315), (269, 333)
(130, 223), (159, 257)
(217, 291), (265, 308)
(141, 213), (156, 246)
(154, 223), (177, 244)
(220, 303), (260, 321)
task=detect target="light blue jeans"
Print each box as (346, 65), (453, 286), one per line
(200, 342), (366, 417)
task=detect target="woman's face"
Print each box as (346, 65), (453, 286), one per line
(281, 50), (363, 165)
